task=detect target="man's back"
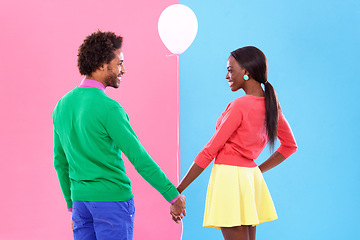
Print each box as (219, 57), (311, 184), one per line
(53, 87), (134, 205)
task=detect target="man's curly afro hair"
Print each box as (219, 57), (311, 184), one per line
(77, 30), (123, 76)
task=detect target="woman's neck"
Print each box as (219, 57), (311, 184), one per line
(243, 80), (264, 97)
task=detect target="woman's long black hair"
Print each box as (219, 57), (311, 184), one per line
(231, 46), (279, 151)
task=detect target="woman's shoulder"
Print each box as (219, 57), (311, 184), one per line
(227, 95), (264, 112)
(231, 95), (257, 105)
(225, 96), (247, 112)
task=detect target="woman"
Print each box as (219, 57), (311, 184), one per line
(175, 46), (297, 240)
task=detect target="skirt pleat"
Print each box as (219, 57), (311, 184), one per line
(203, 164), (278, 229)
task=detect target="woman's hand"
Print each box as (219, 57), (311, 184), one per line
(170, 195), (187, 223)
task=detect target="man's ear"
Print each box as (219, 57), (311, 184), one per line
(99, 64), (107, 71)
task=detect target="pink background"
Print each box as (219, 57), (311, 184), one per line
(0, 0), (180, 239)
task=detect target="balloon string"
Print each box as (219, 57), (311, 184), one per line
(168, 53), (183, 240)
(165, 53), (180, 182)
(166, 53), (178, 57)
(180, 218), (184, 240)
(177, 54), (183, 240)
(176, 54), (180, 184)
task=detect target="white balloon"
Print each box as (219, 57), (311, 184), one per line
(158, 4), (198, 55)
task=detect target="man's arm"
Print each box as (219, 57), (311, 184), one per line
(105, 106), (186, 218)
(53, 130), (72, 209)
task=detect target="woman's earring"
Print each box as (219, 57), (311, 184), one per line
(243, 75), (249, 80)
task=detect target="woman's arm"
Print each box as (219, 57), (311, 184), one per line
(177, 162), (205, 193)
(258, 151), (286, 173)
(259, 112), (297, 173)
(177, 100), (244, 192)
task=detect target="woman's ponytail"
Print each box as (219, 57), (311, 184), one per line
(264, 81), (279, 152)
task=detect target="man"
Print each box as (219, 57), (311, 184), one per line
(53, 30), (186, 240)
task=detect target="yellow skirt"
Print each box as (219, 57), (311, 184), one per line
(203, 164), (278, 229)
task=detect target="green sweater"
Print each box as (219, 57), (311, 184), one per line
(53, 87), (179, 209)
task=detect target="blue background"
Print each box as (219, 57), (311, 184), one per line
(179, 0), (360, 239)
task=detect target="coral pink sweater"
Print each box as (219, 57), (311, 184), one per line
(194, 95), (297, 168)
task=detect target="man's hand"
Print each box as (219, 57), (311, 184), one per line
(170, 195), (186, 223)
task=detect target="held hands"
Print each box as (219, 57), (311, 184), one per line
(169, 162), (204, 224)
(170, 195), (186, 223)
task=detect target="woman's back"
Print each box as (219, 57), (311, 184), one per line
(215, 95), (267, 167)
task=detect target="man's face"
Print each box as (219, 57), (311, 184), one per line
(104, 49), (126, 88)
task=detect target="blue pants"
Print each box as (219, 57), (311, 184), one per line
(72, 199), (135, 240)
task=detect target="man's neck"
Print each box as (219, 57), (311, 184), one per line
(80, 78), (106, 92)
(85, 75), (106, 86)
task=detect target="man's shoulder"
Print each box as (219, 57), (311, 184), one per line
(56, 87), (83, 102)
(94, 93), (127, 117)
(100, 94), (123, 109)
(54, 87), (122, 112)
(53, 88), (77, 111)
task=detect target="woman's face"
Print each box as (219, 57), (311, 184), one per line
(225, 55), (247, 92)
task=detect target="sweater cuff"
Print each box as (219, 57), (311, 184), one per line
(194, 152), (212, 169)
(168, 194), (181, 204)
(161, 185), (180, 202)
(66, 200), (73, 209)
(277, 145), (298, 159)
